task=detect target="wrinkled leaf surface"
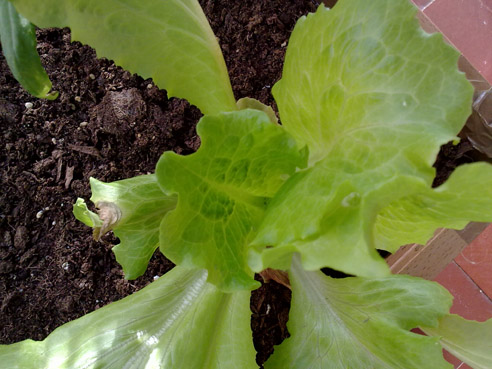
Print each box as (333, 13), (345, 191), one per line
(265, 256), (453, 369)
(156, 109), (306, 291)
(250, 0), (487, 277)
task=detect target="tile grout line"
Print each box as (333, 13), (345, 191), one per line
(453, 260), (492, 303)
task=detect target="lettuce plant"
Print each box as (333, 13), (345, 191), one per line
(2, 0), (492, 368)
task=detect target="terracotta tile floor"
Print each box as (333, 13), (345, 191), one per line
(434, 224), (492, 368)
(412, 0), (492, 84)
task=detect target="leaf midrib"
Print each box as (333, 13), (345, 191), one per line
(297, 266), (401, 369)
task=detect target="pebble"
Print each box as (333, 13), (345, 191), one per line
(62, 262), (70, 271)
(24, 102), (33, 109)
(79, 121), (88, 127)
(153, 275), (160, 281)
(3, 231), (12, 247)
(89, 73), (96, 80)
(36, 207), (49, 219)
(14, 226), (28, 250)
(74, 96), (82, 102)
(147, 83), (153, 89)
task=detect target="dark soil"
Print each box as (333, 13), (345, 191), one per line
(0, 0), (485, 367)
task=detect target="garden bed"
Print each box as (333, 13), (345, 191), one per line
(0, 0), (483, 366)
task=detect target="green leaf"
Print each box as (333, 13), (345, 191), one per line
(375, 163), (492, 252)
(423, 315), (492, 369)
(74, 175), (177, 280)
(274, 0), (471, 164)
(156, 109), (307, 291)
(0, 0), (57, 99)
(9, 0), (235, 114)
(250, 0), (479, 276)
(0, 266), (258, 369)
(237, 97), (279, 124)
(73, 197), (102, 228)
(265, 255), (453, 369)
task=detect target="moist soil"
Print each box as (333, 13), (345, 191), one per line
(0, 0), (484, 366)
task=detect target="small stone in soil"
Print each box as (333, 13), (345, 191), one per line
(14, 226), (28, 250)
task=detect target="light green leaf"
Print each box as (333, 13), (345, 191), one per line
(251, 0), (479, 276)
(265, 255), (453, 369)
(237, 97), (279, 124)
(375, 163), (492, 252)
(274, 0), (470, 165)
(9, 0), (235, 114)
(156, 109), (307, 291)
(0, 266), (258, 369)
(423, 314), (492, 369)
(73, 197), (102, 228)
(74, 175), (177, 280)
(0, 0), (57, 99)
